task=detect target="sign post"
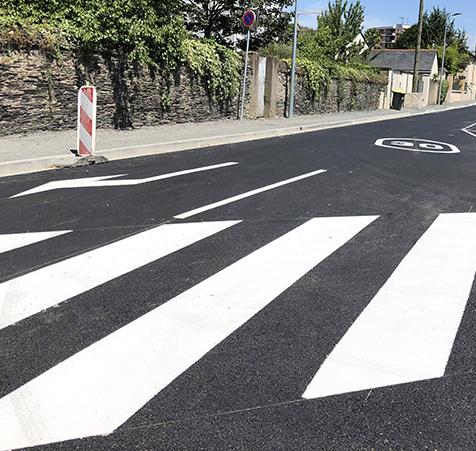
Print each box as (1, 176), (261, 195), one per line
(239, 9), (256, 121)
(77, 86), (97, 157)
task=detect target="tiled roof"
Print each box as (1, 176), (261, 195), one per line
(368, 49), (438, 73)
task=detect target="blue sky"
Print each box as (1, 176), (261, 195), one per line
(296, 0), (476, 50)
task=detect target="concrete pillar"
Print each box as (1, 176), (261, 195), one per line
(446, 74), (454, 103)
(264, 57), (278, 118)
(248, 53), (260, 119)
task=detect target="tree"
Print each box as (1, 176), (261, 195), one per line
(301, 0), (365, 63)
(395, 7), (469, 74)
(364, 27), (382, 49)
(438, 42), (470, 75)
(1, 0), (184, 65)
(181, 0), (293, 49)
(395, 7), (468, 52)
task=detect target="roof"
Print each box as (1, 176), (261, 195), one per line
(368, 49), (438, 73)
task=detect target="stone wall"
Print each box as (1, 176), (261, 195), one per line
(0, 50), (241, 136)
(0, 51), (386, 136)
(276, 60), (385, 117)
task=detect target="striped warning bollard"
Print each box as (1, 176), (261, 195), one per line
(77, 86), (97, 157)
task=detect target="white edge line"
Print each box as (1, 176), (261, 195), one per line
(374, 138), (460, 154)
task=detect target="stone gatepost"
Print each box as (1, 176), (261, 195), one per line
(264, 57), (279, 119)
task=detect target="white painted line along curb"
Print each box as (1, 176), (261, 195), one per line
(0, 231), (72, 254)
(303, 213), (476, 399)
(0, 221), (240, 330)
(11, 162), (239, 198)
(175, 168), (327, 219)
(0, 215), (378, 451)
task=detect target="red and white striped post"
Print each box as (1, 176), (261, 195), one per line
(77, 86), (97, 157)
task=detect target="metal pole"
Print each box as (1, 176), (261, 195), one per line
(438, 18), (448, 105)
(412, 0), (424, 92)
(239, 27), (251, 121)
(288, 0), (299, 118)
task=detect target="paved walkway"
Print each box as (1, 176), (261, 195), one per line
(0, 101), (475, 176)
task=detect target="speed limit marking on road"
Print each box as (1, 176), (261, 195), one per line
(375, 138), (461, 154)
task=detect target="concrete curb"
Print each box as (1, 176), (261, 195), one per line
(1, 102), (475, 178)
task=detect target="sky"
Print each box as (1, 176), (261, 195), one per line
(296, 0), (476, 50)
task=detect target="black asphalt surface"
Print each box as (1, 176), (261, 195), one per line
(1, 107), (476, 450)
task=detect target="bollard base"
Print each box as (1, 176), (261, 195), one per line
(54, 155), (109, 169)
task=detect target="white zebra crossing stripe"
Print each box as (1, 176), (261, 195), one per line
(0, 221), (239, 330)
(0, 231), (71, 254)
(0, 215), (377, 450)
(303, 213), (476, 399)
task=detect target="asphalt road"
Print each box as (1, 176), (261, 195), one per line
(1, 107), (476, 450)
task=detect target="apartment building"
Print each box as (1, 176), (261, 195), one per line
(376, 24), (410, 48)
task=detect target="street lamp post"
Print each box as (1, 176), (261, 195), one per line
(412, 0), (424, 93)
(288, 0), (299, 118)
(288, 7), (320, 118)
(438, 12), (462, 105)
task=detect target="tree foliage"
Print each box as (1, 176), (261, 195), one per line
(1, 0), (183, 64)
(364, 27), (382, 49)
(395, 7), (467, 50)
(181, 0), (293, 49)
(283, 1), (381, 97)
(0, 0), (242, 101)
(313, 0), (365, 62)
(394, 7), (469, 73)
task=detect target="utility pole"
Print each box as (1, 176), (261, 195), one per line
(412, 0), (424, 92)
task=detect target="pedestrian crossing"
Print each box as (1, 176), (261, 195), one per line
(303, 213), (476, 398)
(0, 221), (239, 330)
(0, 230), (71, 255)
(0, 213), (475, 450)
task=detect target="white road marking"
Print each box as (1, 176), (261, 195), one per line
(462, 122), (476, 138)
(0, 221), (239, 330)
(303, 213), (476, 399)
(11, 162), (239, 198)
(0, 231), (71, 254)
(0, 215), (377, 451)
(174, 169), (327, 219)
(374, 138), (460, 154)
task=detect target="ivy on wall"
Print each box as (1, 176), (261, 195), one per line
(183, 39), (241, 101)
(0, 7), (242, 104)
(288, 57), (385, 99)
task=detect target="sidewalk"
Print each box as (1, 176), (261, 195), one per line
(1, 101), (475, 177)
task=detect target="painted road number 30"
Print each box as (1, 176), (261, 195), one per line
(375, 138), (460, 154)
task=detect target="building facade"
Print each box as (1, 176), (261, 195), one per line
(376, 24), (410, 48)
(368, 49), (439, 109)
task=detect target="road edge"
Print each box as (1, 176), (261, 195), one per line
(1, 102), (475, 177)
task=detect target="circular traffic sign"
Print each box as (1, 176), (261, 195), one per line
(242, 9), (256, 28)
